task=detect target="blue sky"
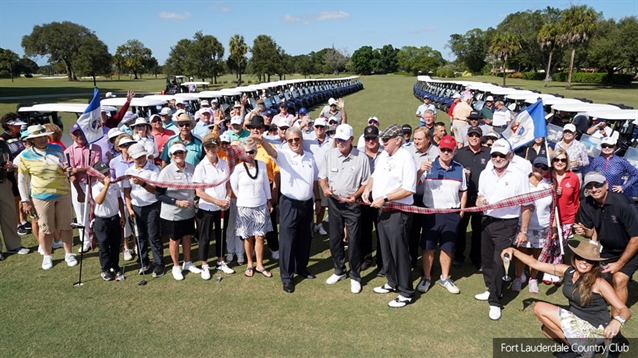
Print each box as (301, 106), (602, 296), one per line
(0, 0), (636, 65)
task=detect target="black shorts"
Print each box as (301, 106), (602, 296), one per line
(605, 251), (638, 278)
(161, 217), (195, 240)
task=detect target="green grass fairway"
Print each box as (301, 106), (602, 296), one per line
(0, 74), (637, 357)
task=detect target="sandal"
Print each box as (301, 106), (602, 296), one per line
(256, 267), (273, 278)
(245, 267), (254, 277)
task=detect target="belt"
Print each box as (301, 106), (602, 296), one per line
(283, 195), (312, 205)
(96, 215), (119, 221)
(484, 216), (517, 222)
(493, 125), (507, 129)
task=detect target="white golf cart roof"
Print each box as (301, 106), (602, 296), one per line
(18, 103), (118, 113)
(584, 109), (638, 121)
(218, 89), (242, 96)
(144, 93), (199, 102)
(504, 91), (542, 100)
(174, 75), (187, 79)
(182, 81), (210, 86)
(551, 102), (623, 113)
(102, 98), (167, 107)
(524, 95), (582, 106)
(196, 91), (225, 98)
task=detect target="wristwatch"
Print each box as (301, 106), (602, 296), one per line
(383, 195), (389, 203)
(614, 316), (626, 326)
(520, 231), (528, 236)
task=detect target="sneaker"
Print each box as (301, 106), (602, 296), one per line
(101, 271), (114, 281)
(201, 265), (211, 280)
(270, 250), (279, 260)
(416, 277), (431, 293)
(528, 278), (539, 294)
(42, 255), (53, 270)
(183, 261), (202, 274)
(489, 305), (502, 320)
(324, 214), (329, 222)
(152, 266), (165, 278)
(373, 283), (396, 294)
(512, 277), (523, 292)
(65, 253), (78, 267)
(351, 279), (362, 294)
(388, 295), (412, 308)
(78, 240), (92, 253)
(38, 245), (44, 256)
(542, 272), (552, 285)
(217, 261), (235, 274)
(114, 271), (125, 281)
(172, 266), (184, 281)
(475, 290), (490, 301)
(138, 266), (151, 275)
(17, 225), (29, 236)
(326, 273), (347, 285)
(8, 246), (30, 255)
(314, 223), (327, 236)
(123, 249), (133, 261)
(225, 253), (234, 263)
(551, 274), (562, 286)
(439, 276), (460, 294)
(52, 240), (64, 249)
(23, 222), (32, 230)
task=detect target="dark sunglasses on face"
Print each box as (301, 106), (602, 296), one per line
(172, 151), (186, 155)
(440, 148), (454, 153)
(364, 137), (377, 141)
(491, 153), (506, 159)
(563, 130), (573, 134)
(369, 121), (379, 125)
(335, 138), (348, 143)
(584, 182), (605, 190)
(574, 254), (595, 264)
(314, 125), (325, 129)
(246, 150), (256, 155)
(468, 133), (481, 138)
(601, 144), (615, 149)
(534, 163), (549, 170)
(381, 136), (396, 143)
(553, 158), (567, 163)
(287, 137), (301, 143)
(151, 119), (162, 123)
(178, 123), (191, 128)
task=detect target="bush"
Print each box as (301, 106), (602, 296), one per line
(483, 71), (494, 76)
(550, 72), (634, 85)
(522, 72), (546, 80)
(552, 72), (568, 82)
(436, 68), (455, 78)
(247, 80), (253, 84)
(509, 72), (523, 79)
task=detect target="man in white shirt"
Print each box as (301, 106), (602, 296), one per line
(319, 98), (347, 124)
(475, 138), (532, 320)
(416, 96), (437, 126)
(363, 124), (417, 308)
(306, 117), (334, 236)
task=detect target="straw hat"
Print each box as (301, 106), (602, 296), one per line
(25, 124), (53, 139)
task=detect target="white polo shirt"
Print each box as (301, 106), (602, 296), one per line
(371, 147), (417, 205)
(527, 178), (552, 229)
(306, 136), (334, 173)
(192, 157), (229, 211)
(477, 163), (529, 219)
(92, 181), (122, 218)
(122, 161), (160, 207)
(275, 148), (318, 201)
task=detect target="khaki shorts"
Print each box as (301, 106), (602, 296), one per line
(33, 193), (73, 234)
(451, 120), (469, 143)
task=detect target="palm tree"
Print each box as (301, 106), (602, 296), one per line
(558, 5), (599, 90)
(538, 23), (559, 87)
(228, 34), (247, 81)
(489, 32), (520, 86)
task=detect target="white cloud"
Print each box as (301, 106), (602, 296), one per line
(158, 11), (191, 20)
(283, 11), (350, 24)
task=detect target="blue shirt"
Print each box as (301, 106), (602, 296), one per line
(586, 155), (638, 195)
(423, 158), (467, 209)
(159, 134), (204, 167)
(192, 121), (210, 139)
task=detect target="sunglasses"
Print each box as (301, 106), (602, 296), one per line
(584, 182), (605, 190)
(368, 121), (379, 125)
(574, 254), (596, 264)
(491, 153), (506, 159)
(534, 163), (549, 170)
(221, 142), (230, 145)
(151, 119), (162, 123)
(364, 137), (377, 141)
(468, 133), (481, 138)
(287, 137), (301, 143)
(172, 151), (186, 155)
(601, 144), (615, 149)
(204, 144), (218, 149)
(563, 130), (573, 134)
(335, 138), (349, 143)
(279, 127), (290, 131)
(553, 158), (567, 163)
(178, 123), (191, 128)
(440, 148), (454, 153)
(314, 125), (326, 129)
(246, 150), (256, 155)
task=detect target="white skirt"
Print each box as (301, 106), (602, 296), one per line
(236, 204), (273, 239)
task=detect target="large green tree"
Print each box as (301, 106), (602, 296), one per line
(558, 5), (600, 89)
(164, 38), (192, 76)
(115, 39), (155, 79)
(378, 44), (399, 73)
(350, 45), (374, 75)
(537, 8), (563, 86)
(228, 34), (248, 81)
(188, 31), (225, 83)
(447, 28), (492, 73)
(496, 10), (545, 72)
(0, 48), (19, 82)
(397, 46), (444, 76)
(293, 54), (315, 78)
(587, 16), (638, 83)
(323, 47), (349, 74)
(15, 57), (39, 77)
(21, 21), (96, 81)
(73, 36), (112, 86)
(489, 32), (520, 86)
(249, 35), (281, 82)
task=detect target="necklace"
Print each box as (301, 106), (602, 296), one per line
(244, 162), (258, 180)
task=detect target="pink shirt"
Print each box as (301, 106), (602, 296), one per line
(64, 143), (102, 183)
(272, 113), (294, 127)
(152, 128), (175, 165)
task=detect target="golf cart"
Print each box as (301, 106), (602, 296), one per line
(163, 75), (188, 94)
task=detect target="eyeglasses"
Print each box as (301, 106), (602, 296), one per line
(151, 119), (162, 123)
(314, 125), (326, 129)
(491, 153), (507, 159)
(468, 133), (481, 138)
(172, 151), (186, 155)
(574, 254), (596, 265)
(335, 138), (348, 143)
(534, 163), (549, 170)
(553, 158), (567, 163)
(381, 136), (396, 143)
(279, 127), (290, 131)
(287, 137), (301, 143)
(204, 144), (218, 150)
(563, 130), (573, 134)
(364, 137), (377, 141)
(368, 121), (379, 126)
(440, 148), (454, 153)
(178, 123), (191, 128)
(584, 182), (605, 190)
(246, 150), (256, 155)
(601, 144), (615, 149)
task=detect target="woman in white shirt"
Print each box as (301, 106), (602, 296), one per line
(230, 141), (273, 278)
(131, 117), (159, 160)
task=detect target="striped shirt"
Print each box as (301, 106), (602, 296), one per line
(18, 144), (70, 200)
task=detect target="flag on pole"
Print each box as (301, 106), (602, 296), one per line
(501, 99), (548, 150)
(76, 88), (104, 144)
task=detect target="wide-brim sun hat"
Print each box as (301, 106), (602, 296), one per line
(25, 124), (53, 139)
(568, 240), (606, 262)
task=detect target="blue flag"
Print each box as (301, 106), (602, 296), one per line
(501, 99), (547, 150)
(76, 88), (104, 144)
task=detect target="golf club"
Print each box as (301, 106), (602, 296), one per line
(216, 210), (225, 283)
(71, 222), (85, 286)
(129, 217), (147, 286)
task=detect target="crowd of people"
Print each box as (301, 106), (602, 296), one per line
(1, 91), (636, 355)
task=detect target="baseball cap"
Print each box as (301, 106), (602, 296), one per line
(230, 116), (243, 125)
(490, 139), (511, 155)
(160, 107), (172, 116)
(368, 116), (379, 125)
(219, 132), (231, 143)
(533, 156), (548, 166)
(93, 161), (110, 175)
(200, 100), (210, 107)
(601, 137), (617, 146)
(583, 171), (607, 187)
(278, 102), (287, 108)
(299, 107), (308, 115)
(328, 117), (338, 124)
(563, 124), (577, 133)
(314, 117), (327, 127)
(439, 135), (456, 151)
(105, 92), (116, 98)
(401, 124), (412, 133)
(334, 124), (354, 141)
(467, 126), (483, 136)
(379, 124), (401, 140)
(69, 123), (81, 134)
(485, 96), (494, 102)
(128, 143), (147, 159)
(169, 143), (187, 154)
(328, 98), (337, 105)
(468, 111), (481, 120)
(363, 125), (379, 139)
(211, 99), (219, 104)
(452, 93), (461, 99)
(485, 131), (500, 140)
(118, 137), (137, 147)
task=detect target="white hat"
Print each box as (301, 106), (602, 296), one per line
(563, 124), (577, 133)
(334, 124), (353, 141)
(314, 117), (327, 127)
(107, 128), (123, 140)
(7, 118), (27, 126)
(485, 96), (494, 102)
(118, 137), (137, 147)
(328, 98), (337, 105)
(490, 138), (511, 155)
(367, 116), (379, 124)
(211, 99), (219, 104)
(230, 116), (243, 125)
(105, 92), (116, 98)
(220, 132), (231, 143)
(328, 116), (338, 124)
(25, 124), (53, 139)
(200, 100), (210, 107)
(169, 143), (187, 154)
(601, 137), (617, 146)
(128, 143), (147, 159)
(122, 112), (137, 123)
(233, 102), (242, 108)
(199, 108), (213, 117)
(176, 99), (186, 105)
(130, 117), (151, 128)
(452, 93), (461, 99)
(583, 171), (607, 187)
(160, 107), (172, 116)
